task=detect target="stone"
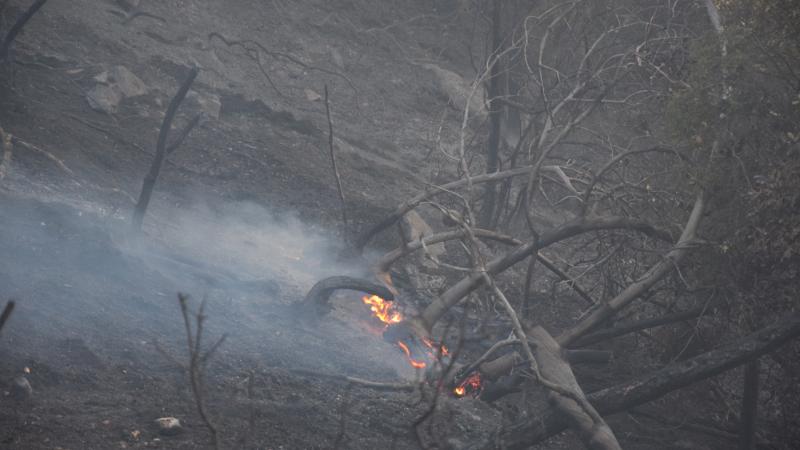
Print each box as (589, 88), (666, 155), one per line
(87, 84), (123, 114)
(87, 66), (148, 114)
(154, 417), (183, 436)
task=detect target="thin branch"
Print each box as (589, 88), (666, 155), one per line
(324, 85), (349, 238)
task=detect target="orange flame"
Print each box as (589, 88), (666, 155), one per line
(397, 341), (428, 369)
(453, 372), (483, 398)
(361, 294), (449, 370)
(362, 295), (402, 325)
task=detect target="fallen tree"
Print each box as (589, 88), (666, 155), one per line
(498, 311), (800, 448)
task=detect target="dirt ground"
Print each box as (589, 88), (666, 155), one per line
(0, 1), (737, 449)
(0, 1), (504, 448)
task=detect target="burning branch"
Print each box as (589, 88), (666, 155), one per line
(299, 275), (395, 317)
(131, 67), (199, 231)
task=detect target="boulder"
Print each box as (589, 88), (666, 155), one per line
(87, 65), (148, 113)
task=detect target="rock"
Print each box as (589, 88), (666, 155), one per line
(304, 88), (321, 102)
(10, 376), (32, 401)
(87, 66), (148, 114)
(94, 66), (148, 98)
(154, 417), (183, 436)
(87, 85), (123, 114)
(184, 91), (221, 120)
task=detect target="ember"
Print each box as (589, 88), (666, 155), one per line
(453, 372), (483, 398)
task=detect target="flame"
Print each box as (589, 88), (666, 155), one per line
(362, 294), (402, 325)
(397, 341), (428, 369)
(453, 372), (483, 398)
(361, 294), (449, 370)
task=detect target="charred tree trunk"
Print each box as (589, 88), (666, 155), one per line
(131, 67), (199, 231)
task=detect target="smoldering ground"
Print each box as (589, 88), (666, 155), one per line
(0, 188), (416, 385)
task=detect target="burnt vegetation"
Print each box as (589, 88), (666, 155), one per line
(0, 0), (798, 449)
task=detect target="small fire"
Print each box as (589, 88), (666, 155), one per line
(362, 294), (402, 325)
(362, 294), (449, 370)
(397, 341), (427, 369)
(453, 372), (483, 398)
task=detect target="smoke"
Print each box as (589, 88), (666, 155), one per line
(0, 189), (408, 379)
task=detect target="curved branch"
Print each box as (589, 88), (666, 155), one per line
(299, 276), (395, 316)
(0, 0), (48, 61)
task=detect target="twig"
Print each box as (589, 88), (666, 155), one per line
(178, 294), (221, 450)
(288, 369), (415, 391)
(131, 67), (199, 231)
(0, 0), (48, 61)
(324, 85), (349, 239)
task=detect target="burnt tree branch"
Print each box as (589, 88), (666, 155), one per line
(419, 215), (673, 330)
(557, 193), (705, 346)
(300, 276), (395, 317)
(570, 306), (707, 348)
(131, 67), (199, 231)
(0, 0), (48, 62)
(0, 300), (14, 334)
